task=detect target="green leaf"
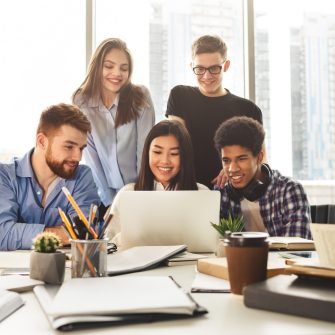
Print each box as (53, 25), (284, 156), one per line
(210, 214), (244, 237)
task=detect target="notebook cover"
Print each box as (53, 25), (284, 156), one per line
(244, 274), (335, 322)
(34, 277), (207, 331)
(107, 245), (187, 275)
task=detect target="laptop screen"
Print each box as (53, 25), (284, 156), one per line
(119, 190), (221, 252)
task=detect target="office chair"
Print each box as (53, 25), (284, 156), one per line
(310, 204), (335, 224)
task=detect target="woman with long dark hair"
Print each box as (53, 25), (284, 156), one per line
(105, 120), (208, 241)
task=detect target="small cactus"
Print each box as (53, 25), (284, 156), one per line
(33, 232), (61, 253)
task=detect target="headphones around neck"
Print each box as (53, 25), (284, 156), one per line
(226, 163), (272, 202)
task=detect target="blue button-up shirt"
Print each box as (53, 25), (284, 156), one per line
(0, 149), (101, 250)
(74, 86), (155, 206)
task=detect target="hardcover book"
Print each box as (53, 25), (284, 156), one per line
(197, 257), (286, 280)
(244, 274), (335, 322)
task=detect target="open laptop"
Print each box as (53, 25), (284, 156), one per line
(119, 190), (221, 253)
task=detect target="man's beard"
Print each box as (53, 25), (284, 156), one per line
(45, 149), (78, 179)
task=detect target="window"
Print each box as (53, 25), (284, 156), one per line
(95, 0), (244, 120)
(254, 0), (335, 179)
(0, 0), (85, 161)
(1, 0), (334, 183)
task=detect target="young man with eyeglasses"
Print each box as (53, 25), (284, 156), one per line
(166, 35), (262, 189)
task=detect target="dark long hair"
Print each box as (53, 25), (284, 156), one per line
(135, 120), (198, 190)
(72, 38), (148, 127)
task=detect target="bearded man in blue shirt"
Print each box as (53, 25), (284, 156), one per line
(0, 103), (100, 250)
(214, 116), (311, 239)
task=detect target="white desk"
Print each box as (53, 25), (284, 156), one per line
(0, 252), (335, 334)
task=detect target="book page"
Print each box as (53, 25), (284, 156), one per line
(191, 272), (230, 293)
(310, 224), (335, 267)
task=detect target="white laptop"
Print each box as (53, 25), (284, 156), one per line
(119, 190), (220, 252)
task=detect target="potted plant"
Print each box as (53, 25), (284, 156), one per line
(30, 232), (66, 284)
(211, 215), (244, 257)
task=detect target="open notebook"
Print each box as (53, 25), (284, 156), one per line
(119, 190), (220, 252)
(34, 276), (207, 331)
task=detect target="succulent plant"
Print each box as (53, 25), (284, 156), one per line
(33, 232), (61, 253)
(211, 214), (244, 237)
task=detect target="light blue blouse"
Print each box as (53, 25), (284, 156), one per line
(75, 86), (155, 206)
(0, 149), (101, 251)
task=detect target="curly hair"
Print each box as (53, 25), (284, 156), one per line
(214, 116), (265, 156)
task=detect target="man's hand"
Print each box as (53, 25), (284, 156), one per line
(44, 226), (70, 246)
(211, 168), (228, 189)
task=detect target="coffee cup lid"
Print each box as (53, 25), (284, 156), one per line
(224, 231), (269, 247)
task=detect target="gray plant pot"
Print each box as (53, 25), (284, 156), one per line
(30, 250), (66, 285)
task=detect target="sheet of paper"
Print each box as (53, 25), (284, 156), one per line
(0, 251), (31, 269)
(310, 224), (335, 267)
(191, 272), (230, 293)
(0, 275), (44, 292)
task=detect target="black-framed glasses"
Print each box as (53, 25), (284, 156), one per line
(192, 62), (225, 75)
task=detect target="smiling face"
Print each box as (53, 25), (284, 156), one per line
(192, 52), (230, 97)
(44, 125), (87, 179)
(149, 135), (181, 188)
(101, 48), (129, 100)
(221, 145), (263, 189)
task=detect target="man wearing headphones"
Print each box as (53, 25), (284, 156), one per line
(214, 116), (311, 239)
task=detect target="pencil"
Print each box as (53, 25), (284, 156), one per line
(58, 207), (97, 277)
(62, 187), (98, 239)
(58, 208), (77, 240)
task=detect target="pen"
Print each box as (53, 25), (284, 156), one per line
(88, 204), (98, 226)
(103, 205), (111, 222)
(62, 187), (98, 239)
(99, 213), (113, 239)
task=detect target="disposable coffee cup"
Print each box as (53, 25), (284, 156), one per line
(71, 239), (107, 278)
(224, 232), (269, 295)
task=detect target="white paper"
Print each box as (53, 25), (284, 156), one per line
(310, 223), (335, 267)
(191, 272), (230, 293)
(0, 275), (44, 292)
(0, 251), (31, 268)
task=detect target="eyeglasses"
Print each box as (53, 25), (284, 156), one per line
(192, 62), (225, 75)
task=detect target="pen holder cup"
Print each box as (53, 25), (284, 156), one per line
(71, 238), (108, 278)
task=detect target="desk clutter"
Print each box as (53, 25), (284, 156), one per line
(1, 220), (334, 330)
